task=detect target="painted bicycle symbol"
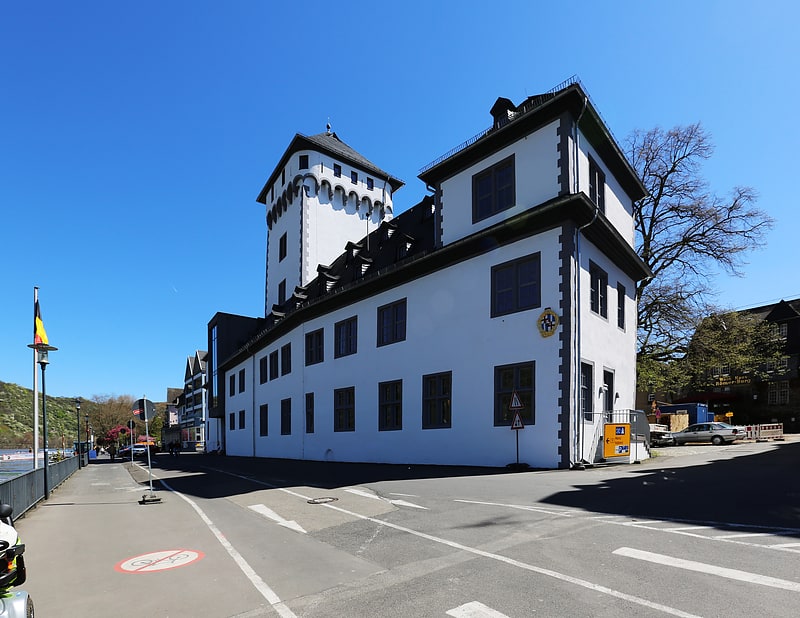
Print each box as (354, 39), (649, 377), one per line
(115, 549), (204, 573)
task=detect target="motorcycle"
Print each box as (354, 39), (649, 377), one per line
(0, 504), (32, 617)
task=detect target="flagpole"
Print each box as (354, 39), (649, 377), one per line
(32, 287), (40, 470)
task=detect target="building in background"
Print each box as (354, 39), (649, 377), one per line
(208, 78), (650, 468)
(178, 350), (207, 451)
(685, 299), (799, 431)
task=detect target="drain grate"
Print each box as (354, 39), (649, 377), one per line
(307, 496), (338, 505)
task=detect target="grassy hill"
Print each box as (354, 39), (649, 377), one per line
(0, 380), (86, 449)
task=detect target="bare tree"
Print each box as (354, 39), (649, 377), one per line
(627, 123), (773, 389)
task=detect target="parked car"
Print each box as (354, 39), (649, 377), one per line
(117, 444), (149, 458)
(671, 422), (744, 446)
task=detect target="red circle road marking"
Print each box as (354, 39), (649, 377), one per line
(115, 549), (205, 573)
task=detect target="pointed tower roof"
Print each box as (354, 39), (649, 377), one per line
(256, 131), (404, 204)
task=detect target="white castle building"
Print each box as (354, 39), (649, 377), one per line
(206, 77), (651, 469)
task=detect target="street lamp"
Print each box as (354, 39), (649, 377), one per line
(75, 398), (82, 469)
(85, 414), (90, 457)
(28, 342), (57, 500)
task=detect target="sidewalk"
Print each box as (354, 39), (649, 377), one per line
(14, 457), (271, 618)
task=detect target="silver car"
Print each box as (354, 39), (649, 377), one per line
(672, 422), (743, 446)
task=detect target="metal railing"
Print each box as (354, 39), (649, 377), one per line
(0, 456), (80, 521)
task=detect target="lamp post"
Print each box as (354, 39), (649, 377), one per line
(28, 342), (57, 500)
(75, 398), (82, 469)
(85, 414), (90, 457)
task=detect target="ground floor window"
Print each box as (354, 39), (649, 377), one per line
(229, 412), (235, 431)
(281, 398), (291, 435)
(768, 380), (790, 405)
(378, 380), (402, 431)
(238, 409), (245, 430)
(422, 372), (452, 429)
(334, 387), (355, 432)
(581, 362), (593, 421)
(305, 393), (314, 433)
(494, 361), (534, 426)
(259, 404), (268, 436)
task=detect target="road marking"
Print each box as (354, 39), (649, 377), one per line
(771, 542), (800, 548)
(454, 499), (574, 517)
(613, 547), (800, 592)
(249, 504), (306, 533)
(712, 532), (770, 539)
(116, 549), (203, 573)
(447, 601), (509, 617)
(204, 468), (698, 616)
(155, 475), (297, 618)
(345, 488), (428, 509)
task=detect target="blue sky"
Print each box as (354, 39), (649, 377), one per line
(2, 1), (798, 401)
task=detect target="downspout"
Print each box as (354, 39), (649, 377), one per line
(572, 96), (600, 469)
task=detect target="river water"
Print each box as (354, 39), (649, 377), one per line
(0, 449), (75, 481)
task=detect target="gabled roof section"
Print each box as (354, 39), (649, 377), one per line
(764, 299), (800, 322)
(256, 131), (404, 204)
(418, 76), (646, 201)
(184, 350), (208, 380)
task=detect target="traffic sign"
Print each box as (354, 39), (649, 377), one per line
(511, 412), (524, 430)
(509, 390), (524, 410)
(603, 423), (631, 458)
(132, 398), (156, 421)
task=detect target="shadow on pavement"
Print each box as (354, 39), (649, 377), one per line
(541, 440), (800, 529)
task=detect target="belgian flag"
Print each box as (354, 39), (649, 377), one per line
(34, 300), (48, 346)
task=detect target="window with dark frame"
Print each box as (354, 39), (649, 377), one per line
(281, 398), (291, 435)
(305, 393), (314, 433)
(589, 262), (608, 318)
(494, 361), (534, 426)
(238, 368), (245, 393)
(259, 404), (268, 436)
(378, 380), (402, 431)
(377, 299), (406, 346)
(334, 163), (342, 178)
(299, 154), (308, 170)
(334, 386), (355, 432)
(269, 350), (279, 380)
(422, 371), (452, 429)
(305, 328), (324, 365)
(589, 157), (606, 213)
(581, 362), (593, 421)
(278, 279), (286, 305)
(351, 171), (358, 184)
(238, 409), (245, 430)
(279, 233), (287, 261)
(472, 155), (515, 223)
(367, 177), (374, 190)
(335, 316), (357, 358)
(491, 253), (541, 317)
(229, 412), (235, 431)
(229, 374), (235, 398)
(259, 356), (268, 384)
(281, 343), (291, 376)
(617, 282), (626, 329)
(603, 369), (615, 414)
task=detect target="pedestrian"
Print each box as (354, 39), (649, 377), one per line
(108, 444), (116, 462)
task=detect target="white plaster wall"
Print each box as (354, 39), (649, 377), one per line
(440, 120), (561, 246)
(577, 238), (638, 415)
(226, 228), (583, 468)
(266, 206), (302, 310)
(577, 133), (636, 246)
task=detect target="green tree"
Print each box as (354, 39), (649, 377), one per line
(684, 310), (784, 392)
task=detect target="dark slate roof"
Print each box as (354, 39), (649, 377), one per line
(256, 131), (404, 204)
(418, 78), (646, 201)
(221, 191), (651, 371)
(744, 298), (800, 322)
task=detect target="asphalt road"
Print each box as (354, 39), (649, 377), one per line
(17, 436), (800, 617)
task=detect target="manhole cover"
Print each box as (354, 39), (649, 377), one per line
(307, 496), (338, 505)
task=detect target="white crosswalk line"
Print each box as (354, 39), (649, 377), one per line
(248, 504), (307, 533)
(447, 601), (509, 617)
(613, 547), (800, 592)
